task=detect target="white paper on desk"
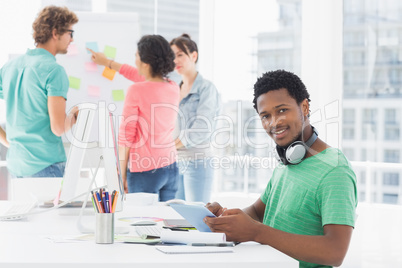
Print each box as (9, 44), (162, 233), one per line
(160, 229), (226, 244)
(45, 234), (93, 243)
(155, 246), (233, 254)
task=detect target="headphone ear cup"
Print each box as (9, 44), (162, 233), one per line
(285, 142), (307, 165)
(275, 146), (288, 165)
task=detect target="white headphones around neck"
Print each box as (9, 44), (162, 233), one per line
(274, 126), (318, 165)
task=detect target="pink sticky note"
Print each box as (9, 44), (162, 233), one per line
(67, 44), (78, 55)
(85, 62), (98, 72)
(88, 85), (100, 97)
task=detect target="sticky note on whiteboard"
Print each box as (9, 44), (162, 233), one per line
(102, 67), (116, 80)
(85, 62), (98, 72)
(88, 85), (100, 97)
(67, 44), (79, 55)
(104, 45), (117, 58)
(86, 42), (99, 53)
(68, 76), (81, 89)
(112, 90), (125, 101)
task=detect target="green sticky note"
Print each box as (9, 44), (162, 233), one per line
(104, 45), (117, 58)
(112, 90), (125, 101)
(69, 76), (81, 89)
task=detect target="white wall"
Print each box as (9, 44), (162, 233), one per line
(0, 0), (42, 124)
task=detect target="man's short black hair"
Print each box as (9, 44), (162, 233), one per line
(252, 70), (310, 112)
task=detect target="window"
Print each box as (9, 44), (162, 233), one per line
(363, 109), (377, 124)
(359, 170), (366, 184)
(343, 148), (355, 161)
(343, 0), (402, 207)
(343, 128), (355, 140)
(361, 148), (377, 162)
(383, 173), (399, 186)
(384, 150), (400, 163)
(359, 191), (366, 202)
(385, 109), (399, 124)
(384, 127), (400, 141)
(362, 109), (377, 140)
(343, 109), (355, 124)
(107, 0), (200, 44)
(383, 193), (398, 204)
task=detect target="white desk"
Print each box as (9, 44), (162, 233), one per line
(0, 204), (298, 268)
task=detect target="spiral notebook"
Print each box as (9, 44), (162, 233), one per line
(155, 246), (234, 254)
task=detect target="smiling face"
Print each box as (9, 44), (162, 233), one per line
(257, 88), (309, 148)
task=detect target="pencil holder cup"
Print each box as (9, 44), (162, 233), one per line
(95, 213), (114, 244)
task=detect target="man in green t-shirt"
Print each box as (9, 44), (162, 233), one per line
(205, 70), (357, 268)
(0, 6), (79, 177)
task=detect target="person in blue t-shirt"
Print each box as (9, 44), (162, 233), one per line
(0, 6), (79, 177)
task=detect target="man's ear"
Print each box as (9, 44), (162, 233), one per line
(52, 28), (58, 40)
(301, 99), (309, 117)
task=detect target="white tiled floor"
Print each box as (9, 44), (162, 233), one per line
(211, 193), (402, 267)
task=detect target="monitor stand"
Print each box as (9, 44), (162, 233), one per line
(76, 156), (103, 234)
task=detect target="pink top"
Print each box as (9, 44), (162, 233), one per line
(118, 64), (179, 172)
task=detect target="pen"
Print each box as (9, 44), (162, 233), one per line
(111, 190), (116, 210)
(191, 242), (235, 247)
(105, 191), (110, 213)
(102, 192), (108, 213)
(111, 191), (118, 213)
(90, 191), (100, 212)
(96, 192), (105, 213)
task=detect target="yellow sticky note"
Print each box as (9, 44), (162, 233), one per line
(69, 76), (81, 89)
(112, 90), (125, 101)
(104, 45), (117, 58)
(102, 67), (116, 81)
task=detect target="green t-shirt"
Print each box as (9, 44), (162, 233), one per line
(260, 148), (357, 268)
(0, 48), (69, 176)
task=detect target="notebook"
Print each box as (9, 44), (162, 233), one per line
(0, 200), (38, 221)
(155, 246), (234, 254)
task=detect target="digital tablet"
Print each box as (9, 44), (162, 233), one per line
(163, 219), (194, 228)
(169, 204), (216, 232)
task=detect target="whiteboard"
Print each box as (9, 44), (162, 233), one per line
(56, 12), (141, 142)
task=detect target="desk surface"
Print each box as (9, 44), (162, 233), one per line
(0, 204), (298, 268)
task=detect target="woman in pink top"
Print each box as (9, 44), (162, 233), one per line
(89, 35), (179, 201)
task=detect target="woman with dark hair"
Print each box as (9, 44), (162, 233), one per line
(170, 34), (221, 204)
(88, 35), (179, 201)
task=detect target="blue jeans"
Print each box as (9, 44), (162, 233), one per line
(12, 162), (66, 178)
(127, 162), (179, 202)
(175, 158), (214, 204)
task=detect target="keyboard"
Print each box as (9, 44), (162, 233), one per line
(135, 226), (164, 239)
(0, 201), (38, 221)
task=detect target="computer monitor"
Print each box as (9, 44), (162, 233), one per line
(98, 103), (125, 211)
(56, 103), (124, 212)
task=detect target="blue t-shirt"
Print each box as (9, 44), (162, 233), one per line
(0, 48), (69, 176)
